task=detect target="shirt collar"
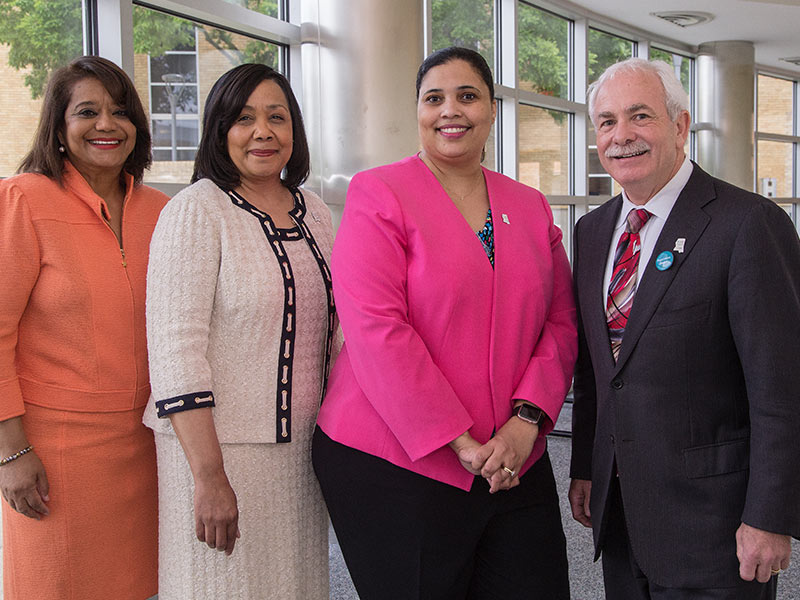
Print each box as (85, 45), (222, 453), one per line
(615, 156), (693, 230)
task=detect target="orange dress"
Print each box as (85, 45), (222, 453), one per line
(0, 163), (167, 600)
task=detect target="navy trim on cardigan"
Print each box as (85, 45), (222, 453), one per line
(226, 188), (335, 442)
(156, 391), (215, 417)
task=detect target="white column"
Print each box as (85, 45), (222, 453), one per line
(300, 0), (424, 221)
(696, 41), (755, 191)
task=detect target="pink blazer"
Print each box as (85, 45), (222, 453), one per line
(317, 155), (577, 490)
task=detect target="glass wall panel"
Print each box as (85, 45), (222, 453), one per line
(587, 125), (622, 196)
(518, 2), (569, 99)
(519, 104), (569, 195)
(588, 28), (634, 84)
(431, 0), (494, 72)
(483, 119), (497, 171)
(757, 140), (793, 198)
(550, 204), (571, 257)
(757, 74), (794, 136)
(650, 47), (691, 96)
(0, 0), (84, 177)
(133, 5), (282, 184)
(220, 0), (280, 18)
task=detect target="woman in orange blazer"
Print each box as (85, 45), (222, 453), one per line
(313, 47), (577, 599)
(0, 57), (166, 600)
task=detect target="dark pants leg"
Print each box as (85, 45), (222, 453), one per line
(312, 427), (569, 600)
(466, 450), (570, 600)
(601, 478), (777, 600)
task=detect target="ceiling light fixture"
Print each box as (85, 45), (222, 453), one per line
(650, 11), (715, 27)
(779, 57), (800, 66)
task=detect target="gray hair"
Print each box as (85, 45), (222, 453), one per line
(587, 57), (689, 127)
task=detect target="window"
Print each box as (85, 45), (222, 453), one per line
(588, 28), (634, 84)
(430, 0), (494, 71)
(133, 5), (283, 184)
(518, 3), (569, 99)
(519, 104), (570, 195)
(0, 0), (84, 177)
(220, 0), (280, 18)
(756, 73), (798, 203)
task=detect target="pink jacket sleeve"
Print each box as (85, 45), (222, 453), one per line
(331, 171), (474, 462)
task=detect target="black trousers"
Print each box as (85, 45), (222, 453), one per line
(601, 478), (778, 600)
(312, 427), (570, 600)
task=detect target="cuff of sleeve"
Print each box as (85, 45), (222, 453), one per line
(0, 377), (26, 421)
(156, 391), (215, 417)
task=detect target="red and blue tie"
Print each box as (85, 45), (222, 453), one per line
(607, 208), (651, 362)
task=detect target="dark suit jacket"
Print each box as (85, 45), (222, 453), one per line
(570, 163), (800, 588)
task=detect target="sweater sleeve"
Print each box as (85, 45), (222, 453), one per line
(331, 171), (473, 462)
(146, 183), (221, 417)
(0, 181), (40, 421)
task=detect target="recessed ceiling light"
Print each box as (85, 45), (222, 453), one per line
(650, 11), (715, 27)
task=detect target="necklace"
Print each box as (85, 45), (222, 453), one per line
(424, 157), (485, 204)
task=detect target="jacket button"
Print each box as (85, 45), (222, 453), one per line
(612, 379), (624, 390)
(610, 434), (615, 444)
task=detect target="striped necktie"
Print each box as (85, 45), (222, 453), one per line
(607, 208), (651, 362)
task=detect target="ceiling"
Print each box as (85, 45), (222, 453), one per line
(562, 0), (800, 75)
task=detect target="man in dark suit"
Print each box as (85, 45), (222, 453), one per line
(569, 57), (800, 599)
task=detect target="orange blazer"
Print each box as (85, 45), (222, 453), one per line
(0, 163), (168, 418)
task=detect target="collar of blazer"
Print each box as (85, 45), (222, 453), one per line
(587, 163), (717, 374)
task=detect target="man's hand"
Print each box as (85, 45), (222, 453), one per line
(568, 478), (592, 527)
(736, 523), (791, 583)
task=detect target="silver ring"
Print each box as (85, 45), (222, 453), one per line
(502, 466), (516, 477)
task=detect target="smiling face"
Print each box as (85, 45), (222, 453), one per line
(61, 77), (137, 181)
(226, 79), (293, 188)
(592, 69), (690, 205)
(417, 58), (496, 167)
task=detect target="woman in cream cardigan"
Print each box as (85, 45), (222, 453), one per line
(144, 63), (335, 599)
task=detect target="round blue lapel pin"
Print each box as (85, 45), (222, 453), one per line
(655, 251), (674, 271)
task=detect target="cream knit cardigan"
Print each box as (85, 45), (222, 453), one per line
(143, 178), (335, 443)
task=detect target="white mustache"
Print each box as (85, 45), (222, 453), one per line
(605, 141), (650, 158)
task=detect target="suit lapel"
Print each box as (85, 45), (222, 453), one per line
(614, 165), (715, 373)
(582, 197), (622, 372)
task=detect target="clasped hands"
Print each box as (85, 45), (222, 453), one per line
(449, 416), (538, 493)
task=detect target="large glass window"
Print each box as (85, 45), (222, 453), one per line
(650, 47), (692, 96)
(220, 0), (280, 18)
(133, 5), (283, 184)
(430, 0), (494, 72)
(518, 104), (569, 195)
(588, 28), (634, 84)
(758, 74), (793, 136)
(757, 140), (794, 198)
(518, 3), (569, 99)
(756, 73), (798, 205)
(0, 0), (84, 177)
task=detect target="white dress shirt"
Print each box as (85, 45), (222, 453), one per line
(602, 156), (694, 306)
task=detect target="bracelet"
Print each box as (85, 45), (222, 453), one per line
(0, 445), (33, 466)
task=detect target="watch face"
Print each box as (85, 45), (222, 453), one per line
(516, 404), (543, 424)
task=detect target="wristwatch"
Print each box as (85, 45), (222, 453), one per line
(512, 403), (544, 425)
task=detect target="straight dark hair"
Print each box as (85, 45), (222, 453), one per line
(19, 56), (152, 185)
(416, 47), (495, 101)
(192, 63), (310, 190)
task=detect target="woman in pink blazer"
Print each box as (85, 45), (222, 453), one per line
(313, 47), (577, 599)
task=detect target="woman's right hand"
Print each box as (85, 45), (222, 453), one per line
(193, 471), (240, 556)
(448, 432), (485, 476)
(0, 449), (50, 519)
